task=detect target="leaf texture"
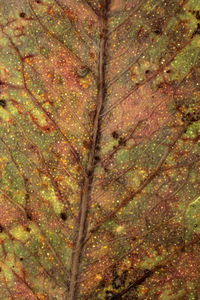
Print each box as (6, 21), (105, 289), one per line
(0, 0), (200, 299)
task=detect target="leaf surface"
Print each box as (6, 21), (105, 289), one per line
(0, 0), (200, 299)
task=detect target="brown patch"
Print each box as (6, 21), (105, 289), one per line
(0, 197), (25, 227)
(64, 8), (78, 22)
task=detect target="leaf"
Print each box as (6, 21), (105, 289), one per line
(0, 0), (199, 299)
(185, 196), (200, 238)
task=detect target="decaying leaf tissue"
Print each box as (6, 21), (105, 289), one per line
(0, 0), (199, 299)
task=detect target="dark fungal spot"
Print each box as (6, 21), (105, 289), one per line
(180, 243), (185, 252)
(181, 110), (200, 124)
(24, 177), (29, 184)
(98, 279), (105, 288)
(26, 213), (32, 220)
(88, 170), (93, 177)
(76, 67), (89, 78)
(65, 280), (70, 289)
(196, 11), (200, 20)
(166, 69), (171, 73)
(60, 212), (67, 221)
(44, 126), (51, 132)
(112, 276), (121, 289)
(181, 113), (190, 122)
(25, 193), (30, 200)
(105, 290), (118, 300)
(19, 12), (26, 18)
(104, 166), (108, 172)
(192, 110), (200, 121)
(145, 69), (150, 74)
(94, 156), (100, 161)
(121, 270), (128, 283)
(26, 227), (31, 232)
(154, 29), (161, 34)
(20, 257), (23, 261)
(183, 127), (187, 134)
(192, 23), (200, 36)
(36, 0), (41, 3)
(144, 269), (151, 275)
(0, 99), (6, 108)
(118, 137), (126, 146)
(0, 224), (3, 233)
(112, 131), (119, 139)
(83, 140), (92, 149)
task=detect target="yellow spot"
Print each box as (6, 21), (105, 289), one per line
(80, 75), (91, 89)
(116, 225), (125, 233)
(140, 286), (148, 295)
(10, 225), (29, 243)
(36, 294), (47, 300)
(0, 107), (10, 122)
(40, 175), (64, 214)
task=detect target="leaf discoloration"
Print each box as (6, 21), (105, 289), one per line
(0, 0), (199, 299)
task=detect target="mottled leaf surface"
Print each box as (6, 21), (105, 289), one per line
(0, 0), (199, 299)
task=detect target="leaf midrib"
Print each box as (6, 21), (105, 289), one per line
(68, 1), (109, 299)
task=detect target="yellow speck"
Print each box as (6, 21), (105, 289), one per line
(116, 225), (124, 233)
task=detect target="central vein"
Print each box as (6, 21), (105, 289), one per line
(68, 1), (109, 299)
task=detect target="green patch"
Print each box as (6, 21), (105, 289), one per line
(116, 149), (129, 164)
(159, 287), (185, 300)
(40, 46), (50, 58)
(10, 225), (30, 242)
(185, 196), (200, 238)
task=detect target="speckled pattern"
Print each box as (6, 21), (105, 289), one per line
(0, 0), (199, 299)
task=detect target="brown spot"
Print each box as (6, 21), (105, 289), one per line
(19, 12), (26, 18)
(89, 51), (96, 59)
(64, 8), (78, 22)
(26, 213), (32, 220)
(96, 145), (100, 151)
(44, 126), (51, 132)
(196, 11), (200, 20)
(0, 224), (3, 233)
(88, 170), (93, 177)
(24, 177), (29, 184)
(60, 212), (67, 221)
(118, 137), (126, 146)
(83, 140), (92, 149)
(104, 167), (108, 172)
(112, 131), (119, 139)
(192, 23), (200, 36)
(0, 99), (6, 108)
(25, 193), (30, 200)
(154, 29), (161, 34)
